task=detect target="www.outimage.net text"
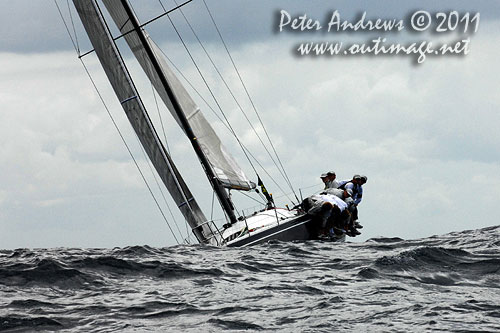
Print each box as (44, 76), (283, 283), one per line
(278, 10), (480, 64)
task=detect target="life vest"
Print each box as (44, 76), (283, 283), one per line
(339, 181), (360, 198)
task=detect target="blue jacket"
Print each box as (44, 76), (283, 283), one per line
(339, 180), (363, 205)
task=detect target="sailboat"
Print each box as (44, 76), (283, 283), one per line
(69, 0), (327, 247)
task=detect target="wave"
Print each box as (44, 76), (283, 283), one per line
(8, 299), (56, 308)
(0, 258), (98, 288)
(372, 244), (499, 287)
(208, 318), (264, 331)
(0, 254), (226, 290)
(0, 316), (62, 331)
(0, 225), (498, 332)
(375, 246), (472, 269)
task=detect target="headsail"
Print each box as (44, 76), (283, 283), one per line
(102, 0), (256, 192)
(73, 0), (220, 245)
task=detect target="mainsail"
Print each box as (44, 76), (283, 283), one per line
(102, 0), (256, 192)
(73, 0), (219, 245)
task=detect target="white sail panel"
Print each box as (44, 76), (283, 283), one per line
(103, 0), (255, 191)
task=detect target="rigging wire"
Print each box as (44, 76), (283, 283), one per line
(255, 189), (268, 203)
(126, 1), (223, 239)
(58, 0), (296, 213)
(151, 84), (171, 155)
(166, 0), (293, 196)
(80, 58), (181, 245)
(155, 0), (295, 203)
(55, 0), (182, 245)
(127, 0), (242, 226)
(54, 0), (78, 52)
(136, 138), (187, 241)
(210, 190), (215, 221)
(65, 0), (80, 53)
(239, 191), (266, 206)
(300, 182), (324, 192)
(158, 0), (297, 205)
(158, 2), (259, 179)
(66, 0), (296, 233)
(149, 85), (193, 241)
(151, 39), (295, 204)
(102, 0), (207, 242)
(201, 0), (298, 200)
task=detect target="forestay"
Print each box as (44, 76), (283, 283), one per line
(73, 0), (219, 245)
(102, 0), (256, 191)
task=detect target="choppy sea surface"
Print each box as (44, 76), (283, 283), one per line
(1, 226), (499, 332)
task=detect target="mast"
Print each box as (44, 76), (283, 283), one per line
(118, 0), (238, 225)
(73, 0), (219, 244)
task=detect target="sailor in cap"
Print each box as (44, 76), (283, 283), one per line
(355, 175), (367, 206)
(347, 175), (367, 207)
(320, 171), (339, 190)
(326, 171), (339, 189)
(342, 175), (367, 230)
(320, 173), (329, 189)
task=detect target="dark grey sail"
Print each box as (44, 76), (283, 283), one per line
(73, 0), (220, 245)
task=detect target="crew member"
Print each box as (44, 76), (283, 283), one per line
(340, 175), (367, 230)
(323, 187), (360, 236)
(325, 171), (339, 189)
(320, 171), (338, 189)
(320, 173), (329, 189)
(304, 192), (348, 237)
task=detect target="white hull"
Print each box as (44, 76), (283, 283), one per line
(221, 208), (344, 247)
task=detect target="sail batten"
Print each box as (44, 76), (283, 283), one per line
(102, 0), (256, 192)
(73, 0), (219, 245)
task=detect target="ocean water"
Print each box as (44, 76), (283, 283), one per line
(1, 226), (499, 332)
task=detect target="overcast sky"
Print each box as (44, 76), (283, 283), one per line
(1, 1), (499, 249)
